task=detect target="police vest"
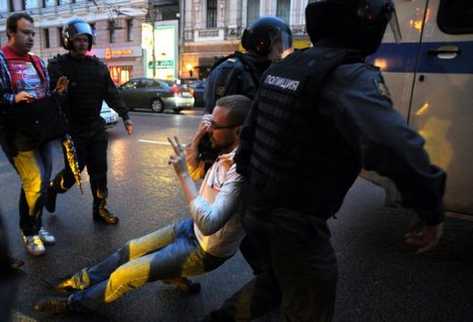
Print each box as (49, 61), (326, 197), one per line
(246, 47), (363, 217)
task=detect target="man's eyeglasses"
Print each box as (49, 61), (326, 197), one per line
(210, 120), (239, 130)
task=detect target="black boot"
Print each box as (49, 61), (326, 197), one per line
(45, 181), (58, 213)
(93, 198), (119, 225)
(45, 176), (67, 213)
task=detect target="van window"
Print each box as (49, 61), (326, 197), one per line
(438, 0), (473, 34)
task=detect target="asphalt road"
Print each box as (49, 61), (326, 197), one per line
(1, 110), (472, 322)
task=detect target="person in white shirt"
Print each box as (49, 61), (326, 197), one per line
(34, 95), (252, 314)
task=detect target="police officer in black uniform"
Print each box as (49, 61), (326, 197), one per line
(46, 19), (133, 224)
(203, 1), (446, 321)
(204, 16), (292, 113)
(200, 16), (292, 275)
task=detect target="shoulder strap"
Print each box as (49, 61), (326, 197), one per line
(209, 52), (238, 73)
(233, 52), (261, 89)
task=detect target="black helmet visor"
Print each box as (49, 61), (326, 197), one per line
(279, 30), (293, 51)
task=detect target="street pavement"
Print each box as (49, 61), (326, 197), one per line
(1, 110), (472, 322)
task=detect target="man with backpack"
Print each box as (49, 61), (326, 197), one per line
(204, 16), (293, 114)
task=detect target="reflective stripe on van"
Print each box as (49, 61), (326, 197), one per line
(368, 41), (473, 74)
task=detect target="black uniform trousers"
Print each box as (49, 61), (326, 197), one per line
(54, 121), (108, 206)
(211, 186), (338, 322)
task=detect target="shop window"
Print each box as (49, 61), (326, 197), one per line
(247, 0), (260, 25)
(276, 0), (291, 24)
(109, 66), (132, 85)
(438, 0), (473, 34)
(207, 0), (217, 29)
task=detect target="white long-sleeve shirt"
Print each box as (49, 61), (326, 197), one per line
(190, 149), (245, 257)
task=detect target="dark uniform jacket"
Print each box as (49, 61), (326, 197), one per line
(237, 47), (446, 225)
(47, 53), (129, 133)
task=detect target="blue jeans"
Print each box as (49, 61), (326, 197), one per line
(69, 218), (227, 310)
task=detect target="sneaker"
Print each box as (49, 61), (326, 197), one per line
(45, 181), (57, 213)
(22, 234), (46, 256)
(38, 227), (56, 245)
(93, 207), (119, 225)
(34, 297), (70, 314)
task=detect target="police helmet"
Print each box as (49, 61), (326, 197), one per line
(306, 0), (395, 55)
(62, 19), (94, 51)
(241, 16), (292, 57)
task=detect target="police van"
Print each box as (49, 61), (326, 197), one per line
(366, 0), (472, 217)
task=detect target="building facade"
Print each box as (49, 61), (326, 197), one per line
(1, 0), (313, 82)
(0, 0), (148, 85)
(181, 0), (314, 80)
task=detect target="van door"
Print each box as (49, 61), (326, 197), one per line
(408, 0), (473, 214)
(368, 0), (428, 118)
(365, 0), (429, 208)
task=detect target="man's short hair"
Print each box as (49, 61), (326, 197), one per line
(6, 13), (34, 39)
(216, 95), (252, 126)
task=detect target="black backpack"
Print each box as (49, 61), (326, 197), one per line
(205, 51), (263, 113)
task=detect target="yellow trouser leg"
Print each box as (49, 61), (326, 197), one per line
(104, 254), (152, 303)
(13, 150), (43, 216)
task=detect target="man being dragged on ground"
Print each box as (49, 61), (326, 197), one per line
(34, 95), (251, 314)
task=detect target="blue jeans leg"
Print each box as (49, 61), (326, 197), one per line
(69, 219), (226, 311)
(70, 222), (178, 290)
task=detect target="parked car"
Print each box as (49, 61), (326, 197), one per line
(186, 79), (206, 108)
(119, 78), (194, 113)
(100, 100), (119, 128)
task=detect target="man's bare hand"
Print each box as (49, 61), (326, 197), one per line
(193, 114), (212, 143)
(404, 219), (443, 254)
(124, 120), (133, 135)
(168, 136), (188, 176)
(15, 91), (34, 104)
(54, 76), (69, 94)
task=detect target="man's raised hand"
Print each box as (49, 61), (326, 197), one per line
(168, 136), (188, 176)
